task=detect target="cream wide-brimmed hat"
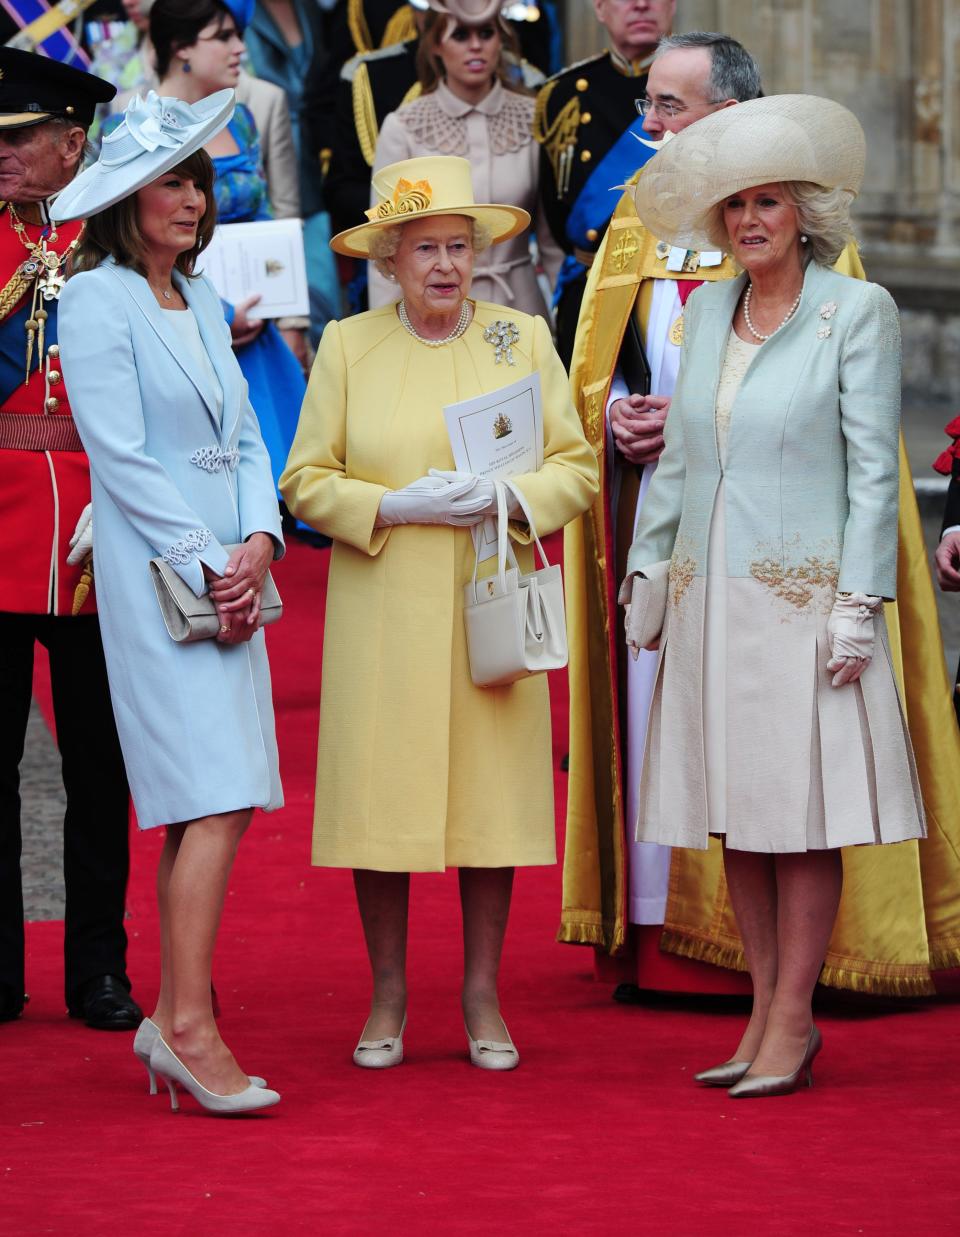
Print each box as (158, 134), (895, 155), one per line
(329, 155), (530, 257)
(632, 94), (866, 252)
(50, 89), (235, 223)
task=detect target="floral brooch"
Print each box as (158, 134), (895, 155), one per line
(817, 301), (838, 339)
(483, 320), (520, 365)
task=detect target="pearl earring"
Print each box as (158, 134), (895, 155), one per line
(801, 234), (808, 243)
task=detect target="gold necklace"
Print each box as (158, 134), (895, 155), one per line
(7, 204), (81, 383)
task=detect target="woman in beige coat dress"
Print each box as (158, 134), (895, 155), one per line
(367, 0), (562, 317)
(281, 156), (598, 1072)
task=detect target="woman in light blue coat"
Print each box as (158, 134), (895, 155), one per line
(624, 96), (925, 1097)
(54, 90), (282, 1114)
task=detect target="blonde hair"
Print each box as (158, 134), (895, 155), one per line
(368, 217), (493, 278)
(702, 181), (856, 267)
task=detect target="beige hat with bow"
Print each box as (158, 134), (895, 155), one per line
(421, 1), (508, 24)
(632, 94), (866, 252)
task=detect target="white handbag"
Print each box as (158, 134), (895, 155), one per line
(462, 479), (568, 688)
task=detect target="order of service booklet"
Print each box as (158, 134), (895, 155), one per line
(199, 218), (309, 318)
(443, 372), (543, 562)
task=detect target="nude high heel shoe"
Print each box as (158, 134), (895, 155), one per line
(149, 1035), (280, 1114)
(693, 1059), (753, 1087)
(353, 1014), (406, 1069)
(133, 1018), (268, 1093)
(727, 1026), (822, 1099)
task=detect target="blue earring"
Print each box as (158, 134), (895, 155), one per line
(183, 60), (191, 74)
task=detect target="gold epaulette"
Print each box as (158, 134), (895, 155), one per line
(347, 0), (373, 54)
(381, 6), (416, 47)
(352, 61), (379, 168)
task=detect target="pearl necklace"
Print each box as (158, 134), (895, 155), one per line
(398, 298), (471, 347)
(742, 281), (802, 342)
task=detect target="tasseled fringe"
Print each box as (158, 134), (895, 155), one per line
(660, 930), (748, 973)
(662, 928), (938, 996)
(929, 945), (960, 972)
(556, 919), (626, 955)
(818, 963), (936, 998)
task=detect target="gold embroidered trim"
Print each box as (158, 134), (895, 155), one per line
(750, 554), (839, 610)
(399, 81), (422, 108)
(669, 555), (695, 608)
(531, 79), (556, 144)
(352, 61), (378, 168)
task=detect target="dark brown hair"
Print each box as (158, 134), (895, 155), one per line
(415, 13), (525, 96)
(150, 0), (232, 79)
(72, 148), (217, 278)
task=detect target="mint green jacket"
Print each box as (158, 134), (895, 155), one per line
(626, 262), (902, 600)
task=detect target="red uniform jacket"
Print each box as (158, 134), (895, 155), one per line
(0, 206), (95, 615)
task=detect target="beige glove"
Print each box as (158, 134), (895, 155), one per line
(825, 591), (883, 686)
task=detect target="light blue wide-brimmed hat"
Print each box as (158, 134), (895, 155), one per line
(51, 88), (235, 223)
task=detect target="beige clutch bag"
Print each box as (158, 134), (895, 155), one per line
(149, 543), (282, 643)
(619, 561), (670, 655)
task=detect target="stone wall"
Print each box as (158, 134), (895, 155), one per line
(561, 0), (960, 408)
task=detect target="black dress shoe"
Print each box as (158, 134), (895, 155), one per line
(0, 984), (25, 1023)
(68, 975), (143, 1030)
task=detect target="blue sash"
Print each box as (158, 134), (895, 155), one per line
(1, 0), (91, 69)
(554, 117), (657, 307)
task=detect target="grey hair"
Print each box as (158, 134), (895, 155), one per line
(701, 181), (856, 268)
(45, 114), (94, 165)
(367, 216), (493, 278)
(655, 32), (762, 104)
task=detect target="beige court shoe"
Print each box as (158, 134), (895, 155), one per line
(466, 1021), (519, 1071)
(693, 1059), (752, 1087)
(728, 1026), (822, 1099)
(353, 1013), (406, 1069)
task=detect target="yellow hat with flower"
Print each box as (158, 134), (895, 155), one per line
(329, 156), (530, 257)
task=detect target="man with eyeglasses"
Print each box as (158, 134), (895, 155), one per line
(560, 31), (875, 996)
(533, 0), (675, 365)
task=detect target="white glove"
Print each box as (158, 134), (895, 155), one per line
(376, 474), (488, 528)
(66, 502), (93, 566)
(427, 470), (522, 518)
(825, 591), (882, 687)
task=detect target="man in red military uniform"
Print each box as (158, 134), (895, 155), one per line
(0, 48), (141, 1029)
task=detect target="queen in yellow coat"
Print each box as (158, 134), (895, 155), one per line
(281, 156), (598, 1070)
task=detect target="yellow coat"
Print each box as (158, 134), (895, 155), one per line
(281, 302), (599, 872)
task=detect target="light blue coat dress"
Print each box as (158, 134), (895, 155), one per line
(626, 262), (924, 853)
(58, 260), (284, 829)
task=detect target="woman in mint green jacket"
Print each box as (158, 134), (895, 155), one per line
(624, 96), (925, 1098)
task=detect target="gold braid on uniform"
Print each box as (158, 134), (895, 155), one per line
(352, 61), (379, 168)
(347, 0), (374, 53)
(533, 83), (580, 195)
(381, 7), (416, 47)
(0, 204), (33, 324)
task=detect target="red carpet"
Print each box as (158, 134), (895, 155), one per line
(6, 538), (960, 1235)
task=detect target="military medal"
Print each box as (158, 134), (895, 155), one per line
(7, 205), (79, 384)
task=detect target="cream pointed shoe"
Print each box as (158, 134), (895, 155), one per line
(353, 1014), (406, 1069)
(466, 1021), (519, 1071)
(149, 1035), (280, 1114)
(134, 1017), (268, 1093)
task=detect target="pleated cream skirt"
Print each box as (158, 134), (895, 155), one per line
(636, 483), (926, 853)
